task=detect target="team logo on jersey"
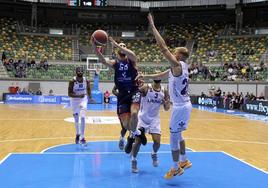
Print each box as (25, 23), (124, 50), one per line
(179, 121), (185, 127)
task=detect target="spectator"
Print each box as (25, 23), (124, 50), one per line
(258, 92), (265, 100)
(214, 87), (222, 98)
(2, 50), (6, 62)
(49, 89), (54, 96)
(249, 93), (256, 101)
(20, 88), (29, 95)
(30, 59), (36, 67)
(36, 88), (42, 95)
(200, 92), (206, 97)
(104, 90), (110, 104)
(43, 59), (49, 71)
(28, 89), (34, 95)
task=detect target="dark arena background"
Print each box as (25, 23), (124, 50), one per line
(0, 0), (267, 187)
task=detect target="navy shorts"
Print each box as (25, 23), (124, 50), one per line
(117, 90), (141, 116)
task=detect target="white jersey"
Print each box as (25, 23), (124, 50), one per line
(138, 84), (165, 124)
(168, 61), (190, 105)
(70, 77), (88, 114)
(72, 76), (87, 96)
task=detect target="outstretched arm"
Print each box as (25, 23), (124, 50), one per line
(136, 69), (169, 81)
(92, 37), (115, 68)
(148, 13), (181, 69)
(109, 37), (137, 65)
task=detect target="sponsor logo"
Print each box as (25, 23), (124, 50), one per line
(246, 102), (268, 115)
(198, 97), (217, 107)
(7, 96), (33, 101)
(61, 96), (70, 102)
(64, 116), (120, 124)
(38, 96), (57, 103)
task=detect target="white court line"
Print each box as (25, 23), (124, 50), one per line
(1, 136), (268, 146)
(0, 153), (12, 165)
(41, 140), (194, 153)
(185, 137), (268, 145)
(221, 151), (268, 174)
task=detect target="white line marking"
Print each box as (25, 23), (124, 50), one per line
(1, 136), (267, 146)
(41, 140), (194, 153)
(221, 151), (268, 174)
(0, 153), (12, 164)
(184, 137), (268, 145)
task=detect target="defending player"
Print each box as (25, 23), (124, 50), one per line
(136, 13), (192, 179)
(92, 36), (146, 154)
(131, 79), (170, 173)
(68, 66), (91, 147)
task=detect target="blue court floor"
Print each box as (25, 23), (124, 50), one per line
(0, 141), (267, 188)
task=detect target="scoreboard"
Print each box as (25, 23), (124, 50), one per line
(68, 0), (107, 7)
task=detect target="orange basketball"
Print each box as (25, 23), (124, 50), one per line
(92, 30), (108, 46)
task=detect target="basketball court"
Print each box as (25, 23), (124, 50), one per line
(0, 103), (267, 187)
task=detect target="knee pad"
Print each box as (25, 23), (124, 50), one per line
(80, 109), (86, 118)
(170, 132), (181, 151)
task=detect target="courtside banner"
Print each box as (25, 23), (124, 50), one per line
(243, 100), (268, 116)
(5, 94), (62, 104)
(5, 95), (34, 103)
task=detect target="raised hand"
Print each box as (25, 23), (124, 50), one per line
(109, 37), (118, 47)
(147, 13), (155, 27)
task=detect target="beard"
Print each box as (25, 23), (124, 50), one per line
(118, 51), (126, 57)
(77, 73), (83, 77)
(153, 80), (161, 84)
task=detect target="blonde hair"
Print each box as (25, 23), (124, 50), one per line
(174, 47), (189, 60)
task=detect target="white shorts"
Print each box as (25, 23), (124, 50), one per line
(70, 97), (87, 114)
(169, 102), (192, 133)
(137, 117), (161, 135)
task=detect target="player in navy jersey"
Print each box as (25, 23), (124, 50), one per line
(68, 67), (92, 147)
(112, 85), (127, 150)
(92, 37), (146, 154)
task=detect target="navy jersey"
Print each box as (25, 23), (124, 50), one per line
(113, 59), (138, 93)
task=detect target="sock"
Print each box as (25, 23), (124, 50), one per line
(120, 136), (124, 140)
(80, 117), (85, 139)
(132, 156), (136, 161)
(152, 150), (156, 155)
(180, 154), (187, 162)
(173, 161), (179, 169)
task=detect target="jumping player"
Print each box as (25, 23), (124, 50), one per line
(137, 13), (192, 179)
(68, 66), (91, 146)
(92, 36), (146, 153)
(112, 85), (127, 150)
(131, 79), (170, 173)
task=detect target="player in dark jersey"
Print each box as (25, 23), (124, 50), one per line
(112, 85), (127, 150)
(92, 37), (147, 154)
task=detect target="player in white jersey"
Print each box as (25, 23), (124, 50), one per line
(68, 67), (92, 146)
(131, 79), (170, 173)
(136, 13), (192, 179)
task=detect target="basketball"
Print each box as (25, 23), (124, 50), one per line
(92, 30), (108, 46)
